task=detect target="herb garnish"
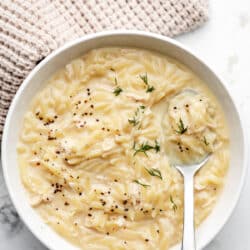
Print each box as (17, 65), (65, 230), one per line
(154, 140), (160, 152)
(133, 140), (160, 156)
(113, 86), (123, 96)
(203, 136), (209, 146)
(114, 77), (118, 85)
(128, 108), (140, 126)
(128, 116), (139, 126)
(140, 73), (155, 93)
(128, 106), (145, 127)
(133, 180), (150, 188)
(175, 118), (188, 134)
(145, 168), (162, 180)
(170, 195), (177, 211)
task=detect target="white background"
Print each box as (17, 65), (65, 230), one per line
(1, 0), (250, 249)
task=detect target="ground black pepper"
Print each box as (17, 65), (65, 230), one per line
(123, 200), (128, 205)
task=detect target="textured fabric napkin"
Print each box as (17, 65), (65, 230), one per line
(0, 0), (208, 138)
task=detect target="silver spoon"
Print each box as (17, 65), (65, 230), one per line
(174, 154), (211, 250)
(167, 88), (210, 249)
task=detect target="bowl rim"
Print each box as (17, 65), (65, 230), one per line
(1, 30), (248, 250)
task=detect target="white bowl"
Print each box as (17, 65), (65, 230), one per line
(1, 30), (248, 250)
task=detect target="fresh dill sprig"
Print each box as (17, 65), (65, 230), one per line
(128, 108), (140, 126)
(146, 86), (155, 93)
(128, 117), (139, 126)
(145, 168), (162, 180)
(154, 140), (160, 153)
(133, 140), (160, 156)
(134, 143), (154, 156)
(140, 73), (155, 93)
(128, 106), (146, 127)
(203, 136), (209, 146)
(113, 86), (123, 96)
(175, 118), (188, 134)
(170, 195), (177, 212)
(140, 74), (148, 84)
(133, 180), (150, 188)
(114, 77), (118, 85)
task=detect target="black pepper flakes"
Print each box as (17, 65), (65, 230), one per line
(64, 202), (69, 206)
(48, 136), (57, 140)
(88, 213), (92, 217)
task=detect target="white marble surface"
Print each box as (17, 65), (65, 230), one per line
(1, 0), (250, 249)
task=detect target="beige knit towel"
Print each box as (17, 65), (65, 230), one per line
(0, 0), (208, 138)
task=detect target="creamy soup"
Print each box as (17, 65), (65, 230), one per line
(17, 48), (229, 250)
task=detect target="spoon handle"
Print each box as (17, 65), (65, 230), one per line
(181, 172), (196, 250)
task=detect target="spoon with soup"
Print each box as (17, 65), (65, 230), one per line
(163, 89), (212, 250)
